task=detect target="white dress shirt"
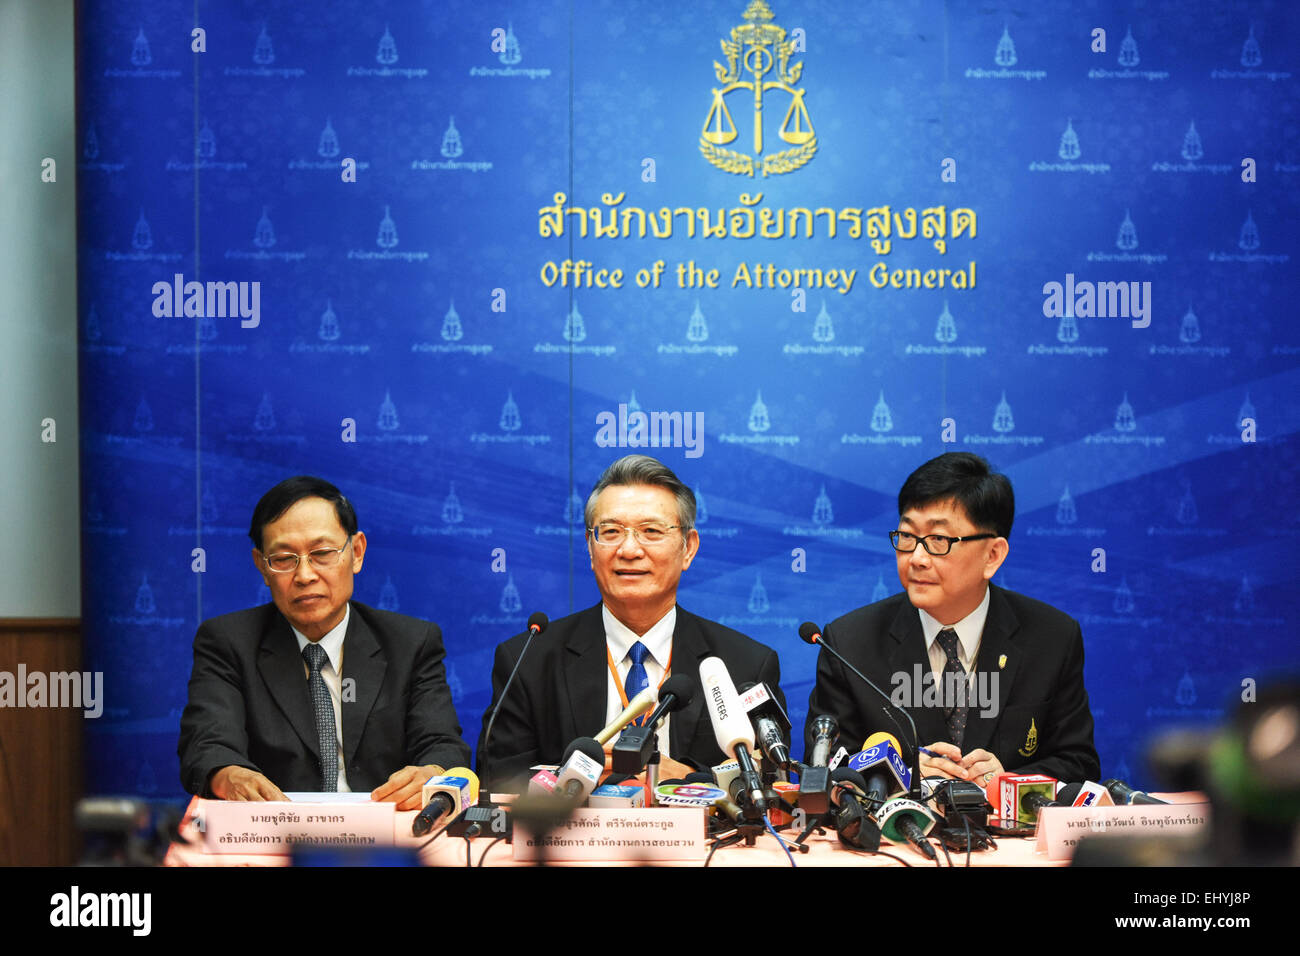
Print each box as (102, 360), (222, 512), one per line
(918, 586), (991, 690)
(602, 604), (676, 759)
(292, 605), (351, 792)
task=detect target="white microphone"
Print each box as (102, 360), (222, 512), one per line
(555, 737), (605, 805)
(699, 656), (767, 811)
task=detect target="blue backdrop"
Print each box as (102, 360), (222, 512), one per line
(77, 0), (1299, 799)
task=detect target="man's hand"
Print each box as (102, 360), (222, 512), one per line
(210, 766), (289, 801)
(917, 741), (966, 779)
(371, 765), (444, 811)
(656, 755), (694, 781)
(959, 749), (1005, 791)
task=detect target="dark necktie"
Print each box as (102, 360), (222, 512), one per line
(302, 643), (339, 791)
(625, 641), (650, 725)
(936, 628), (969, 747)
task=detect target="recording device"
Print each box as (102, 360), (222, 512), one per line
(611, 674), (695, 775)
(412, 768), (479, 837)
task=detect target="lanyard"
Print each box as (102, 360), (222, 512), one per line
(606, 643), (673, 710)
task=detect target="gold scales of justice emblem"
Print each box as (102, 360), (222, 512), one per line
(700, 1), (817, 177)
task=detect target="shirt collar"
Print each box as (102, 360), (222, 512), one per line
(919, 587), (990, 663)
(602, 604), (676, 668)
(292, 603), (350, 672)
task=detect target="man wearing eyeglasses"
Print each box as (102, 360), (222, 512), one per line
(178, 476), (470, 805)
(806, 452), (1099, 789)
(476, 455), (786, 790)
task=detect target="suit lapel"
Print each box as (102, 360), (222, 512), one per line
(667, 608), (712, 758)
(340, 605), (385, 769)
(887, 601), (949, 749)
(257, 612), (318, 761)
(961, 585), (1020, 755)
(562, 606), (609, 744)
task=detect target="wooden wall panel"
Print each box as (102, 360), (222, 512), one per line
(0, 619), (81, 866)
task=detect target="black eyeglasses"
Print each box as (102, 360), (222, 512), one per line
(889, 530), (996, 556)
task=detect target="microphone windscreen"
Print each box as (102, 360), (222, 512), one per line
(1055, 782), (1082, 805)
(562, 736), (606, 766)
(658, 674), (695, 710)
(862, 731), (902, 752)
(527, 611), (549, 633)
(832, 767), (868, 791)
(798, 621), (821, 644)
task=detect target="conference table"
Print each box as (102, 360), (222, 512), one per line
(162, 792), (1202, 867)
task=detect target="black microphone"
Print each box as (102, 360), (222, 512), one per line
(611, 674), (695, 775)
(799, 621), (923, 799)
(479, 611), (548, 787)
(737, 680), (792, 770)
(799, 714), (837, 815)
(830, 767), (882, 851)
(1104, 778), (1170, 806)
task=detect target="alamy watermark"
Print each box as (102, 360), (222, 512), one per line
(889, 664), (999, 718)
(1042, 273), (1151, 328)
(594, 403), (704, 458)
(1, 665), (103, 718)
(151, 272), (261, 328)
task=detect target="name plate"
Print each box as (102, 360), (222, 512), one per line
(1035, 801), (1211, 861)
(512, 807), (706, 862)
(198, 796), (396, 854)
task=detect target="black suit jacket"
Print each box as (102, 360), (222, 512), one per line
(178, 601), (471, 796)
(476, 604), (786, 790)
(805, 584), (1100, 783)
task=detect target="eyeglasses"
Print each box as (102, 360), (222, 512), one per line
(588, 522), (683, 547)
(889, 530), (996, 556)
(262, 536), (353, 573)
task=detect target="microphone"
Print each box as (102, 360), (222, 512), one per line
(554, 737), (605, 805)
(412, 768), (479, 837)
(874, 796), (938, 860)
(799, 714), (838, 814)
(847, 732), (911, 809)
(1104, 778), (1170, 806)
(480, 611), (549, 785)
(830, 767), (882, 851)
(1021, 781), (1065, 817)
(699, 656), (767, 811)
(594, 686), (657, 746)
(737, 681), (792, 770)
(799, 621), (922, 797)
(611, 674), (695, 776)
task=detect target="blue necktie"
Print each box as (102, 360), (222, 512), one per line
(303, 643), (339, 791)
(625, 641), (650, 725)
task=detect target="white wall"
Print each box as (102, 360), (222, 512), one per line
(0, 0), (79, 617)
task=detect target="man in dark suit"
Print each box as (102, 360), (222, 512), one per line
(477, 455), (785, 791)
(178, 476), (470, 807)
(806, 453), (1099, 787)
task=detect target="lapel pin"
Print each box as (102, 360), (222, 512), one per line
(998, 654), (1007, 670)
